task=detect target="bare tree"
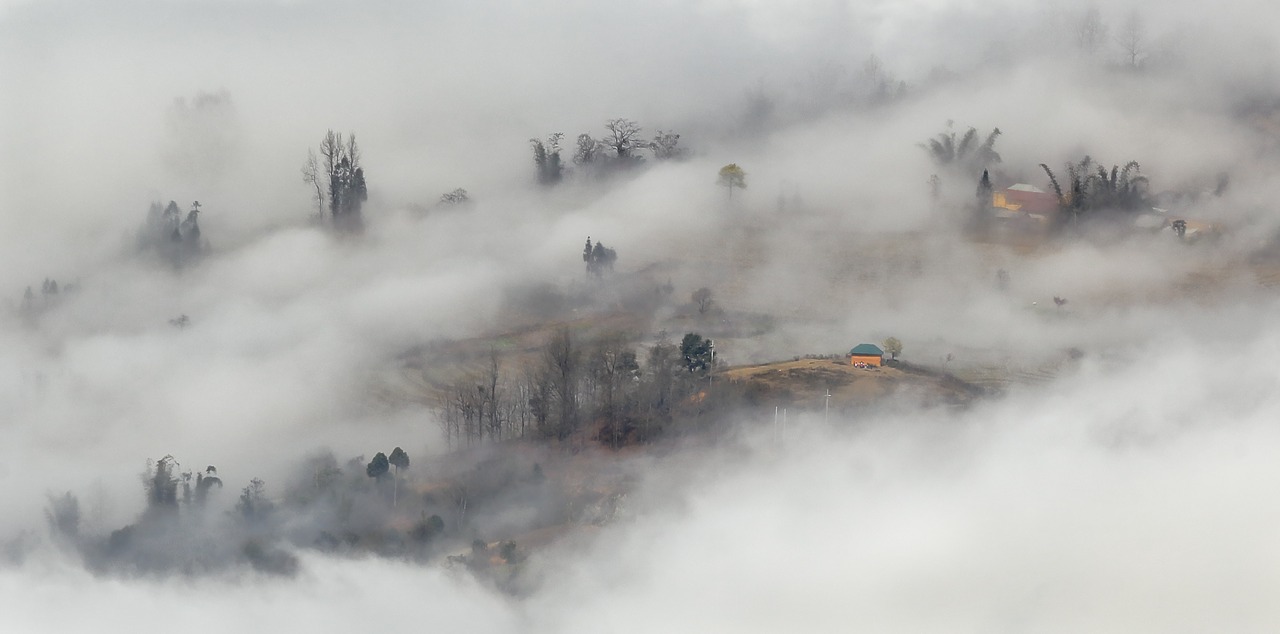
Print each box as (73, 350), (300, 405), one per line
(1117, 11), (1145, 69)
(313, 130), (367, 231)
(1077, 7), (1108, 55)
(546, 327), (580, 441)
(590, 334), (639, 449)
(483, 349), (502, 441)
(603, 118), (643, 160)
(638, 337), (679, 442)
(574, 133), (601, 166)
(301, 149), (325, 218)
(692, 287), (714, 315)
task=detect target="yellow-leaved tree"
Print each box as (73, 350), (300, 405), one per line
(717, 163), (746, 200)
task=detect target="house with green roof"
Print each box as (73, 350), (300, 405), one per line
(848, 343), (884, 367)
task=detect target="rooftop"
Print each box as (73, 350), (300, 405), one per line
(849, 343), (884, 356)
(1006, 183), (1048, 193)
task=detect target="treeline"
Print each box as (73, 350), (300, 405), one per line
(49, 449), (436, 577)
(438, 331), (716, 449)
(43, 443), (621, 586)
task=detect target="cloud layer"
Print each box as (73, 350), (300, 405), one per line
(4, 0), (1280, 631)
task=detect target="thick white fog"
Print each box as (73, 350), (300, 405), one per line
(7, 318), (1280, 632)
(3, 0), (1280, 631)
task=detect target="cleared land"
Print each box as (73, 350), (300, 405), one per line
(719, 357), (984, 411)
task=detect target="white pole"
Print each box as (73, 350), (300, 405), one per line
(708, 341), (715, 389)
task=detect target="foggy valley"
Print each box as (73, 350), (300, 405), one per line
(4, 0), (1280, 631)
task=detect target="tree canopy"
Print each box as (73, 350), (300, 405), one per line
(923, 123), (1001, 173)
(366, 452), (389, 481)
(717, 164), (746, 199)
(680, 333), (714, 373)
(583, 237), (618, 276)
(882, 337), (903, 360)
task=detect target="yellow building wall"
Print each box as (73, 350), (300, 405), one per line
(992, 191), (1021, 211)
(850, 354), (882, 367)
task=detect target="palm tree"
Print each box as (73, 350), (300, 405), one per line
(1041, 157), (1149, 231)
(388, 447), (410, 508)
(925, 124), (1001, 171)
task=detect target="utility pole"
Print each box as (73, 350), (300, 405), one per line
(707, 339), (715, 390)
(824, 389), (831, 424)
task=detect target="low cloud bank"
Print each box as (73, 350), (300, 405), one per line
(6, 302), (1280, 632)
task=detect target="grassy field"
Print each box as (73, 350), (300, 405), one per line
(720, 357), (984, 411)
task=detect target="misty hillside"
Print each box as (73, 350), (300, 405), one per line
(5, 0), (1280, 632)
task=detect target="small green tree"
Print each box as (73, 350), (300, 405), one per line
(717, 164), (746, 200)
(388, 447), (410, 508)
(499, 540), (519, 563)
(883, 337), (903, 361)
(410, 513), (446, 544)
(680, 333), (714, 373)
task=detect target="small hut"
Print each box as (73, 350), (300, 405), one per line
(849, 343), (884, 367)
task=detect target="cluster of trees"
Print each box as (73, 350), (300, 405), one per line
(63, 449), (436, 576)
(1076, 7), (1150, 70)
(303, 130), (368, 232)
(582, 237), (618, 276)
(438, 330), (717, 450)
(1039, 157), (1151, 228)
(530, 133), (566, 185)
(745, 55), (909, 131)
(365, 447), (411, 507)
(19, 277), (79, 317)
(137, 200), (205, 266)
(531, 119), (685, 184)
(47, 444), (585, 581)
(923, 122), (1003, 233)
(141, 456), (225, 515)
